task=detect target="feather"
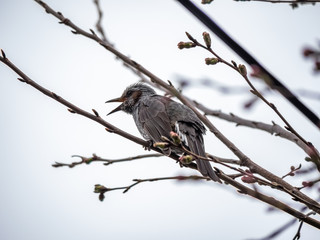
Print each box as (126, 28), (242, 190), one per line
(176, 121), (221, 183)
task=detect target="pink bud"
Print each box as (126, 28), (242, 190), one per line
(241, 175), (256, 184)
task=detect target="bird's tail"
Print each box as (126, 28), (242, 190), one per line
(187, 135), (221, 183)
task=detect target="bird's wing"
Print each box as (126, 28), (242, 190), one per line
(138, 97), (172, 143)
(177, 121), (221, 183)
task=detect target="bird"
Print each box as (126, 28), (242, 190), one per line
(106, 82), (221, 183)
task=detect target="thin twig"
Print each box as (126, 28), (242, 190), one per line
(282, 164), (302, 179)
(177, 77), (320, 101)
(206, 154), (241, 165)
(298, 177), (320, 190)
(92, 0), (149, 82)
(247, 218), (297, 240)
(293, 212), (316, 240)
(52, 153), (163, 168)
(94, 175), (208, 201)
(93, 0), (108, 42)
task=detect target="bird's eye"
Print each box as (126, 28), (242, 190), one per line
(126, 90), (133, 96)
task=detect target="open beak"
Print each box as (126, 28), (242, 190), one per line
(105, 97), (124, 115)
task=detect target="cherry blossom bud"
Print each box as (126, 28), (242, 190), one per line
(241, 175), (256, 184)
(238, 64), (247, 76)
(202, 32), (211, 48)
(153, 142), (169, 149)
(185, 32), (196, 42)
(201, 0), (214, 4)
(205, 57), (219, 65)
(303, 48), (315, 57)
(179, 155), (193, 164)
(170, 131), (181, 145)
(94, 184), (108, 193)
(177, 41), (196, 49)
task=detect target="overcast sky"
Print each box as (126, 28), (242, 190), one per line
(1, 0), (320, 239)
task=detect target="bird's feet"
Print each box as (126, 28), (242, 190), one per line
(143, 140), (153, 151)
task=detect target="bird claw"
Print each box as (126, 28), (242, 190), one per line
(143, 140), (153, 151)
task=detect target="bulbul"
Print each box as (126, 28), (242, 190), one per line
(106, 83), (221, 183)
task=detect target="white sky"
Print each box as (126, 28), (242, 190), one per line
(1, 0), (320, 239)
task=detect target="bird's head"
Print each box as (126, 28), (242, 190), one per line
(106, 83), (156, 115)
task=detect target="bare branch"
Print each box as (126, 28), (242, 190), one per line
(247, 218), (297, 240)
(93, 0), (108, 42)
(195, 102), (315, 159)
(293, 212), (316, 240)
(94, 175), (207, 201)
(52, 153), (163, 168)
(207, 154), (241, 165)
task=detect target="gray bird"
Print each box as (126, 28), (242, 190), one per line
(106, 83), (221, 183)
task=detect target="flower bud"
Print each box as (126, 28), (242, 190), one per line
(170, 131), (181, 145)
(205, 57), (219, 65)
(179, 155), (193, 164)
(238, 64), (247, 76)
(202, 32), (211, 48)
(241, 175), (256, 184)
(94, 184), (108, 193)
(303, 48), (315, 57)
(153, 142), (169, 149)
(177, 41), (196, 49)
(185, 32), (196, 42)
(201, 0), (214, 4)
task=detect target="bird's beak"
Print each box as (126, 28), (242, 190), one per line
(106, 97), (125, 115)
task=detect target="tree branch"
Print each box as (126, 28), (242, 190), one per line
(195, 101), (315, 158)
(94, 175), (208, 201)
(93, 0), (108, 42)
(52, 153), (163, 168)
